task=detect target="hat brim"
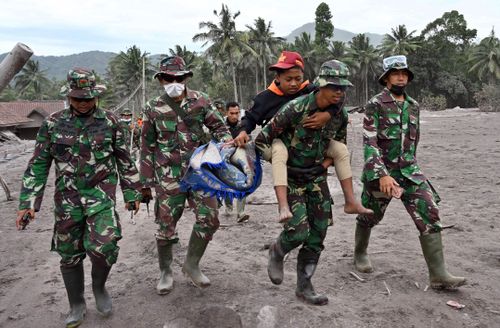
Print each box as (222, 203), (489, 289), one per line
(315, 76), (353, 88)
(269, 63), (302, 71)
(153, 71), (193, 79)
(67, 89), (99, 99)
(378, 68), (414, 86)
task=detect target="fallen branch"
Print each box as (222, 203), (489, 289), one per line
(383, 281), (391, 295)
(0, 175), (13, 201)
(349, 271), (365, 282)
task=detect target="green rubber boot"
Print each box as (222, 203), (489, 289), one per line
(295, 248), (328, 306)
(156, 240), (174, 295)
(60, 263), (86, 328)
(267, 239), (288, 285)
(419, 232), (467, 289)
(182, 231), (211, 288)
(354, 224), (373, 273)
(91, 263), (112, 317)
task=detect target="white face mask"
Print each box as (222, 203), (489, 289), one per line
(164, 83), (185, 98)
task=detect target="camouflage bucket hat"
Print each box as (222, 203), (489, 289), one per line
(59, 68), (103, 99)
(378, 55), (414, 86)
(153, 56), (193, 79)
(314, 60), (353, 87)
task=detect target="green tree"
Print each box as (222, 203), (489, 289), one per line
(380, 25), (420, 56)
(314, 2), (334, 49)
(14, 60), (51, 100)
(421, 10), (477, 50)
(290, 32), (318, 81)
(106, 45), (154, 110)
(246, 17), (284, 90)
(468, 29), (500, 83)
(345, 34), (380, 105)
(328, 41), (346, 60)
(168, 45), (197, 70)
(193, 4), (246, 102)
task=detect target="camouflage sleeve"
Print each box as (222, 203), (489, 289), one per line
(18, 119), (53, 211)
(333, 108), (349, 144)
(362, 100), (389, 181)
(140, 103), (157, 188)
(112, 115), (142, 203)
(203, 99), (232, 142)
(254, 101), (302, 153)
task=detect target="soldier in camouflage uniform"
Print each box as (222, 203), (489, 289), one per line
(354, 55), (466, 289)
(16, 68), (142, 327)
(140, 56), (232, 295)
(119, 108), (140, 150)
(255, 60), (352, 305)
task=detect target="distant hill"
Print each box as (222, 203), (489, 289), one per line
(285, 22), (384, 46)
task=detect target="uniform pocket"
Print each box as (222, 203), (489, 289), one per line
(51, 137), (75, 162)
(92, 136), (113, 160)
(408, 115), (418, 140)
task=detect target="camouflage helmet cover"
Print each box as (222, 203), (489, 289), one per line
(153, 56), (193, 79)
(314, 60), (353, 87)
(378, 55), (414, 86)
(60, 68), (103, 99)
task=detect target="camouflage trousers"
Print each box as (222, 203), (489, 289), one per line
(51, 203), (121, 268)
(357, 171), (442, 234)
(154, 184), (219, 243)
(279, 178), (332, 254)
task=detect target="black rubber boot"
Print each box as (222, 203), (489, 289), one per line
(420, 232), (467, 289)
(295, 248), (328, 306)
(60, 263), (86, 328)
(267, 239), (288, 285)
(91, 263), (112, 317)
(182, 231), (211, 288)
(354, 223), (373, 273)
(156, 240), (174, 295)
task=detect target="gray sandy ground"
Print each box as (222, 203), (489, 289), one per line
(0, 108), (499, 328)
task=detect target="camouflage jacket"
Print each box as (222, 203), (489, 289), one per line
(255, 91), (348, 170)
(19, 107), (142, 214)
(362, 88), (426, 184)
(140, 89), (232, 188)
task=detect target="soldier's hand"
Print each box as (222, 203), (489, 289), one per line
(16, 209), (35, 231)
(126, 201), (140, 214)
(234, 131), (250, 147)
(141, 188), (153, 203)
(303, 111), (331, 129)
(379, 176), (399, 197)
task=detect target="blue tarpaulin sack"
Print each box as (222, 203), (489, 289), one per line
(180, 141), (262, 201)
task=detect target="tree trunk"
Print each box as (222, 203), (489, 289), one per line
(255, 62), (259, 95)
(229, 53), (238, 102)
(262, 55), (267, 90)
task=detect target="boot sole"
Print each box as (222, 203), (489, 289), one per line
(295, 292), (329, 306)
(431, 279), (467, 290)
(66, 310), (86, 328)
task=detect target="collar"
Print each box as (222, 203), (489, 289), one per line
(267, 80), (310, 96)
(63, 106), (106, 119)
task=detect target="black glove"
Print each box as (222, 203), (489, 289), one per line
(141, 187), (153, 203)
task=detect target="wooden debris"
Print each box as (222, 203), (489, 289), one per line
(349, 271), (365, 282)
(424, 285), (429, 292)
(383, 281), (391, 295)
(414, 282), (420, 289)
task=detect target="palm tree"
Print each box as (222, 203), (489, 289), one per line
(168, 45), (197, 70)
(193, 4), (247, 102)
(290, 32), (318, 81)
(328, 41), (347, 60)
(379, 25), (420, 56)
(468, 29), (500, 83)
(107, 45), (153, 109)
(246, 17), (285, 89)
(345, 34), (380, 104)
(14, 60), (51, 100)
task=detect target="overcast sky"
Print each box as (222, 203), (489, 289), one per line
(0, 0), (498, 56)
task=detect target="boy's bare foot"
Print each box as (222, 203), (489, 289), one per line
(344, 201), (373, 215)
(278, 206), (293, 223)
